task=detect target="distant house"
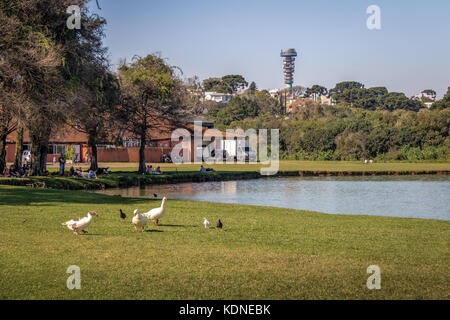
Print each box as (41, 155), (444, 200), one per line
(269, 89), (279, 99)
(319, 95), (336, 105)
(203, 92), (233, 104)
(412, 92), (435, 101)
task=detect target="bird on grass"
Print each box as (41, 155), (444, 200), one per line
(203, 218), (211, 229)
(132, 209), (148, 232)
(216, 219), (223, 229)
(119, 209), (127, 219)
(143, 197), (167, 226)
(62, 211), (98, 235)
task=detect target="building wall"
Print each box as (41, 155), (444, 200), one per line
(5, 144), (173, 164)
(5, 144), (15, 163)
(97, 147), (172, 163)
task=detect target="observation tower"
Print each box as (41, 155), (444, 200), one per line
(280, 48), (298, 89)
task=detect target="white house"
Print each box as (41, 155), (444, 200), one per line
(412, 92), (435, 101)
(269, 89), (280, 99)
(204, 92), (233, 104)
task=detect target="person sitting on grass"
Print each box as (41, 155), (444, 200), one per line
(2, 167), (10, 177)
(9, 165), (19, 177)
(200, 165), (215, 173)
(88, 170), (98, 179)
(146, 165), (153, 174)
(75, 167), (83, 177)
(17, 166), (25, 177)
(154, 166), (162, 175)
(69, 166), (75, 177)
(22, 165), (29, 177)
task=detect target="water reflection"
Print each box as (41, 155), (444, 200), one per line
(97, 175), (450, 220)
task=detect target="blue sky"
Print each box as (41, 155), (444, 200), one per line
(89, 0), (450, 97)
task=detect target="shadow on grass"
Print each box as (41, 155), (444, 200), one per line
(157, 224), (192, 228)
(145, 229), (164, 233)
(0, 186), (158, 207)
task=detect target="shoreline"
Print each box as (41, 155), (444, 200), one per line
(0, 169), (449, 191)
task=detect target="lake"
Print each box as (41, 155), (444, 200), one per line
(96, 175), (450, 220)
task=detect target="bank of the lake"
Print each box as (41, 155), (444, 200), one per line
(1, 160), (450, 191)
(0, 185), (448, 299)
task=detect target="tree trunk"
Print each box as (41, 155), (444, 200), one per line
(88, 133), (98, 171)
(30, 137), (48, 176)
(30, 138), (41, 176)
(138, 133), (146, 174)
(0, 134), (7, 174)
(14, 123), (24, 168)
(40, 144), (48, 173)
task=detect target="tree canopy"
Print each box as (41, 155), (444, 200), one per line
(203, 75), (248, 93)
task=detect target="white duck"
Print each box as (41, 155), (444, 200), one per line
(61, 211), (98, 235)
(143, 197), (167, 226)
(132, 209), (148, 232)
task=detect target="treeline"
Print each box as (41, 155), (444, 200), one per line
(214, 102), (450, 162)
(205, 79), (450, 161)
(326, 81), (424, 111)
(208, 90), (283, 126)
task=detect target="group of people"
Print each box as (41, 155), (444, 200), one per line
(2, 163), (30, 178)
(68, 166), (98, 179)
(2, 154), (220, 178)
(145, 165), (162, 175)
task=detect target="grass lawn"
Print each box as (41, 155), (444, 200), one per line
(43, 160), (450, 173)
(0, 185), (448, 299)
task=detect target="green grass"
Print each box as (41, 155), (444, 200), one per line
(0, 185), (448, 299)
(43, 160), (450, 173)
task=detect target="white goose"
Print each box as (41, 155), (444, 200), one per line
(132, 209), (148, 232)
(61, 211), (98, 235)
(143, 197), (167, 226)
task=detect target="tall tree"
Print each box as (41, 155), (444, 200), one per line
(248, 81), (257, 93)
(203, 77), (222, 92)
(330, 81), (365, 95)
(116, 54), (186, 173)
(0, 94), (18, 173)
(0, 0), (108, 175)
(68, 63), (119, 171)
(221, 75), (248, 93)
(305, 85), (328, 98)
(202, 75), (248, 94)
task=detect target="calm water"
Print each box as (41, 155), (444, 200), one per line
(97, 175), (450, 220)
